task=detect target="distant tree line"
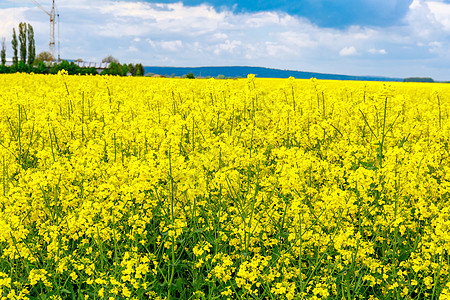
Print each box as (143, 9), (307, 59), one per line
(403, 77), (435, 83)
(1, 25), (145, 76)
(100, 56), (145, 76)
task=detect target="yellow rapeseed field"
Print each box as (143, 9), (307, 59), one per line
(0, 72), (450, 299)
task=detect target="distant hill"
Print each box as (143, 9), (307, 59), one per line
(144, 66), (403, 81)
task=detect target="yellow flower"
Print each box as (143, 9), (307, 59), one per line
(69, 272), (78, 281)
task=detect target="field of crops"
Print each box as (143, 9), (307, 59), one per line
(0, 72), (450, 299)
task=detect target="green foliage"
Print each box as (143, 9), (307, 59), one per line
(29, 60), (47, 74)
(186, 72), (196, 79)
(16, 61), (30, 73)
(100, 62), (145, 76)
(49, 60), (97, 75)
(0, 59), (97, 75)
(101, 62), (125, 76)
(6, 23), (35, 67)
(18, 22), (27, 64)
(0, 65), (9, 74)
(403, 77), (435, 83)
(127, 63), (135, 75)
(0, 59), (48, 74)
(79, 67), (98, 75)
(1, 38), (5, 66)
(11, 28), (18, 65)
(27, 24), (35, 65)
(0, 54), (140, 76)
(124, 63), (145, 76)
(49, 60), (71, 74)
(135, 63), (145, 76)
(6, 61), (30, 73)
(121, 63), (129, 75)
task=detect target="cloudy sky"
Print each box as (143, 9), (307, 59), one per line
(1, 0), (450, 80)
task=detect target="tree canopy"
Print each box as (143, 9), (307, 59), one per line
(36, 51), (55, 62)
(102, 55), (119, 63)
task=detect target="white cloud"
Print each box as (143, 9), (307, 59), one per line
(369, 48), (387, 54)
(95, 1), (229, 37)
(213, 33), (228, 40)
(404, 0), (444, 39)
(148, 39), (183, 52)
(428, 40), (443, 53)
(410, 0), (422, 9)
(160, 40), (183, 51)
(429, 41), (442, 47)
(0, 7), (28, 38)
(213, 40), (242, 55)
(278, 32), (319, 49)
(244, 12), (288, 28)
(426, 1), (450, 31)
(265, 42), (292, 56)
(339, 46), (358, 56)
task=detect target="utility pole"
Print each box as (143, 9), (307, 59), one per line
(30, 0), (57, 61)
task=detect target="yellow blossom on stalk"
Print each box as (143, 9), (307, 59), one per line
(221, 286), (233, 297)
(312, 283), (329, 298)
(122, 286), (132, 298)
(1, 73), (450, 299)
(193, 241), (212, 257)
(192, 291), (205, 299)
(0, 272), (11, 288)
(271, 281), (296, 300)
(424, 276), (433, 290)
(69, 272), (78, 281)
(98, 287), (105, 298)
(28, 269), (52, 287)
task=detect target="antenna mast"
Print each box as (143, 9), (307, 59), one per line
(30, 0), (57, 61)
(50, 0), (55, 59)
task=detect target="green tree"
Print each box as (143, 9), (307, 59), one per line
(16, 61), (30, 73)
(0, 65), (8, 74)
(12, 28), (18, 65)
(1, 37), (6, 66)
(186, 72), (195, 79)
(49, 60), (73, 74)
(127, 63), (135, 76)
(32, 60), (47, 74)
(121, 63), (129, 75)
(135, 63), (145, 76)
(100, 62), (124, 76)
(79, 67), (97, 75)
(18, 22), (27, 63)
(45, 60), (97, 75)
(27, 24), (35, 65)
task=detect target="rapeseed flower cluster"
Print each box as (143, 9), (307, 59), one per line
(0, 72), (449, 299)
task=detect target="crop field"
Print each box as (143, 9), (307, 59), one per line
(0, 72), (450, 299)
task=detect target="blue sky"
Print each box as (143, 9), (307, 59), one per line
(1, 0), (450, 80)
(156, 0), (413, 28)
